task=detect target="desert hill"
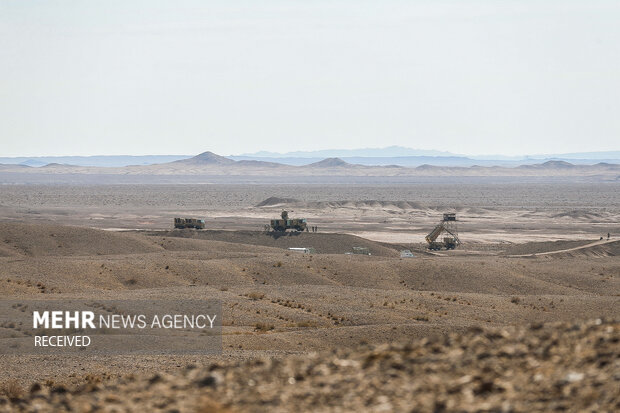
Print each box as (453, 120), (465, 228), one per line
(171, 152), (288, 169)
(3, 223), (616, 295)
(538, 239), (619, 259)
(306, 157), (352, 168)
(0, 223), (162, 257)
(1, 222), (616, 296)
(172, 151), (235, 166)
(0, 220), (618, 400)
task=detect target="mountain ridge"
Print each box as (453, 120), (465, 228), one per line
(2, 148), (619, 168)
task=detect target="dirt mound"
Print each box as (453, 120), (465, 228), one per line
(150, 230), (400, 256)
(7, 319), (617, 412)
(256, 199), (425, 210)
(552, 209), (603, 220)
(255, 197), (300, 207)
(0, 223), (162, 257)
(306, 200), (424, 210)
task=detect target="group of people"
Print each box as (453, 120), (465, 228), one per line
(310, 225), (319, 232)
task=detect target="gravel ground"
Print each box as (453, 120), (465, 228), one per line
(2, 319), (618, 412)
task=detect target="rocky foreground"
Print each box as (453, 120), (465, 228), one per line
(2, 319), (618, 412)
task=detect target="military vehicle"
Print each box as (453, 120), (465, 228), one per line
(174, 218), (205, 229)
(270, 211), (308, 232)
(425, 213), (460, 250)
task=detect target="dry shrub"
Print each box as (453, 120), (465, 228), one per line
(247, 292), (264, 301)
(83, 374), (103, 384)
(511, 296), (521, 304)
(0, 379), (24, 399)
(254, 323), (274, 332)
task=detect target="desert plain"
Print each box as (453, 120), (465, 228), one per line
(0, 180), (618, 411)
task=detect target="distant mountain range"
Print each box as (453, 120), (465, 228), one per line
(0, 151), (618, 184)
(0, 155), (188, 168)
(1, 150), (618, 174)
(0, 147), (619, 168)
(233, 147), (620, 167)
(239, 146), (620, 160)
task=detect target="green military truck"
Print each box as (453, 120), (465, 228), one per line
(174, 218), (205, 229)
(270, 211), (308, 232)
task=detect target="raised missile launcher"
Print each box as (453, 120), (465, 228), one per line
(425, 213), (460, 250)
(270, 211), (308, 232)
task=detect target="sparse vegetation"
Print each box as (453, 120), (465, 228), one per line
(0, 379), (24, 399)
(247, 292), (265, 301)
(254, 322), (274, 332)
(295, 321), (317, 328)
(83, 374), (104, 384)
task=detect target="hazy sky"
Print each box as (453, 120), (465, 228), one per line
(1, 1), (619, 157)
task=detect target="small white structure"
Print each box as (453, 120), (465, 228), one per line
(288, 247), (315, 254)
(352, 247), (371, 255)
(400, 250), (415, 258)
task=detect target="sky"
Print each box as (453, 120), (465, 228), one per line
(1, 0), (619, 157)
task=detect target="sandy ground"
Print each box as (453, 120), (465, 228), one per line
(0, 183), (618, 411)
